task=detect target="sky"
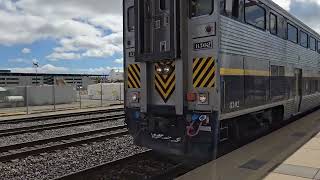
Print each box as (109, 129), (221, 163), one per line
(0, 0), (319, 75)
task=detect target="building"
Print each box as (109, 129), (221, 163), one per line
(109, 69), (124, 82)
(0, 70), (106, 89)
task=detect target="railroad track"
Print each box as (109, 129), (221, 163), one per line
(0, 108), (124, 125)
(54, 151), (195, 180)
(0, 125), (128, 162)
(0, 113), (125, 137)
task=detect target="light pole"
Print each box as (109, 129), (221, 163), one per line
(53, 76), (56, 111)
(100, 76), (103, 107)
(32, 61), (39, 86)
(79, 86), (83, 109)
(117, 68), (122, 103)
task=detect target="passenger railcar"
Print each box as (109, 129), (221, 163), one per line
(123, 0), (320, 159)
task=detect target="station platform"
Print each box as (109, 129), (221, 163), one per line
(177, 110), (320, 180)
(0, 104), (123, 121)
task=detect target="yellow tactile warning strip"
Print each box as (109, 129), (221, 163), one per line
(193, 57), (216, 88)
(127, 64), (141, 89)
(154, 61), (176, 103)
(176, 109), (320, 180)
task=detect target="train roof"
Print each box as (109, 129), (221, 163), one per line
(262, 0), (320, 40)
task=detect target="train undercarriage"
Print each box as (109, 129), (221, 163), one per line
(126, 106), (284, 159)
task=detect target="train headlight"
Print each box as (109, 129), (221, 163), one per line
(131, 92), (140, 103)
(156, 65), (172, 75)
(198, 93), (208, 104)
(156, 67), (163, 74)
(163, 66), (171, 74)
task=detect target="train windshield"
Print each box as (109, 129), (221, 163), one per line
(128, 6), (135, 32)
(190, 0), (213, 17)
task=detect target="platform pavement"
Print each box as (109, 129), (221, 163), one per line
(264, 132), (320, 180)
(176, 110), (320, 180)
(0, 104), (123, 121)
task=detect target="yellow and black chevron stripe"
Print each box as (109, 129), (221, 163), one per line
(193, 57), (216, 88)
(154, 62), (176, 103)
(127, 64), (141, 89)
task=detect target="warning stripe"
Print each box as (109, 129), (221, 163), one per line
(193, 57), (216, 88)
(127, 64), (141, 88)
(154, 62), (176, 103)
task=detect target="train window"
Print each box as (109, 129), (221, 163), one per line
(271, 65), (278, 77)
(270, 13), (277, 35)
(190, 0), (213, 17)
(160, 0), (166, 10)
(287, 23), (298, 43)
(300, 31), (308, 48)
(318, 41), (320, 53)
(271, 65), (285, 76)
(310, 37), (316, 51)
(279, 66), (285, 76)
(278, 16), (286, 39)
(127, 6), (135, 32)
(222, 0), (239, 18)
(244, 0), (266, 30)
(232, 0), (239, 18)
(305, 80), (310, 94)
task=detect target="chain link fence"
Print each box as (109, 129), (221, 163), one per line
(0, 82), (124, 117)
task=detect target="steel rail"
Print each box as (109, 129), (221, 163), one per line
(0, 114), (125, 137)
(0, 125), (128, 162)
(53, 150), (195, 180)
(0, 108), (124, 125)
(53, 150), (153, 180)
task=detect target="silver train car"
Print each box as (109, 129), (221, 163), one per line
(123, 0), (320, 159)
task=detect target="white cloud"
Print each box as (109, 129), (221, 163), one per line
(90, 15), (123, 33)
(10, 64), (68, 74)
(0, 0), (123, 61)
(273, 0), (291, 11)
(0, 0), (17, 12)
(47, 31), (123, 61)
(288, 0), (320, 33)
(47, 52), (81, 61)
(22, 48), (31, 54)
(114, 58), (123, 64)
(9, 64), (123, 75)
(76, 66), (123, 74)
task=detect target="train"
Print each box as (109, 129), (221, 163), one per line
(123, 0), (320, 159)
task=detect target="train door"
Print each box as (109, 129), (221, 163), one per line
(294, 68), (302, 113)
(134, 0), (184, 114)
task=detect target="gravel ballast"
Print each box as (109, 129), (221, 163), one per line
(0, 111), (124, 130)
(0, 135), (147, 180)
(0, 119), (125, 147)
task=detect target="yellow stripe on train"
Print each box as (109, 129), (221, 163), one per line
(193, 57), (216, 88)
(220, 68), (270, 76)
